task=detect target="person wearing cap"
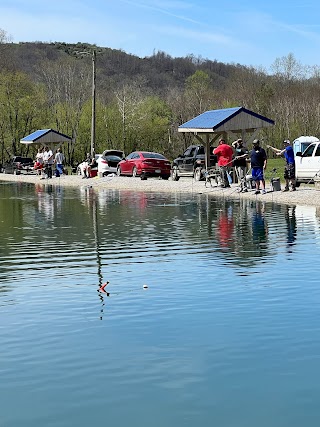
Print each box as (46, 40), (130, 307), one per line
(250, 139), (267, 194)
(267, 140), (295, 191)
(54, 147), (65, 177)
(213, 138), (234, 188)
(232, 138), (249, 192)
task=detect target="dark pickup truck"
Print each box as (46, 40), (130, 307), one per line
(171, 145), (217, 181)
(3, 156), (35, 175)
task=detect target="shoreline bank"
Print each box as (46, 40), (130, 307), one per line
(1, 173), (320, 207)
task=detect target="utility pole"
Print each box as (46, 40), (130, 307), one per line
(91, 50), (96, 158)
(74, 49), (96, 158)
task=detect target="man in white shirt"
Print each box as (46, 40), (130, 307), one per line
(42, 146), (54, 178)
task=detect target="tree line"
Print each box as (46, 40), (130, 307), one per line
(1, 28), (320, 166)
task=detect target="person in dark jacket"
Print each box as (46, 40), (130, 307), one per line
(232, 138), (249, 192)
(250, 139), (267, 194)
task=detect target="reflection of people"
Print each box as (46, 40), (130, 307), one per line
(250, 139), (267, 195)
(54, 148), (65, 177)
(232, 139), (248, 192)
(267, 140), (296, 191)
(285, 206), (296, 247)
(217, 206), (234, 248)
(37, 186), (55, 220)
(213, 138), (234, 188)
(252, 203), (268, 243)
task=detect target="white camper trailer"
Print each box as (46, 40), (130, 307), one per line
(293, 136), (319, 155)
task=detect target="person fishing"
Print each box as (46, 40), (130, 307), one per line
(267, 140), (296, 191)
(213, 138), (234, 188)
(232, 138), (249, 192)
(250, 139), (267, 195)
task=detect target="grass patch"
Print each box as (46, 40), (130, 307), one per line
(265, 158), (285, 182)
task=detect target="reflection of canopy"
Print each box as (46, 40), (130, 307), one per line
(178, 107), (275, 168)
(20, 129), (72, 149)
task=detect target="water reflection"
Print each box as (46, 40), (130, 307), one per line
(251, 202), (268, 245)
(2, 183), (320, 427)
(217, 205), (234, 249)
(1, 182), (320, 296)
(36, 183), (55, 221)
(285, 206), (297, 248)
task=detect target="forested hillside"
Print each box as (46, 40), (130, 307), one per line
(1, 30), (320, 165)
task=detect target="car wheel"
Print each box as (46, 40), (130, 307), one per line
(295, 181), (301, 188)
(194, 168), (202, 181)
(116, 166), (121, 176)
(171, 166), (180, 181)
(161, 175), (170, 180)
(132, 166), (138, 177)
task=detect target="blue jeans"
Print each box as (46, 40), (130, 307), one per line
(56, 164), (64, 177)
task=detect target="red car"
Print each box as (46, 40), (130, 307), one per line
(116, 151), (171, 180)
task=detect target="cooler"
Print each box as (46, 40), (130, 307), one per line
(271, 177), (281, 191)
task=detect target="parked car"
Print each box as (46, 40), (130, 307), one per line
(171, 145), (217, 181)
(117, 151), (171, 180)
(3, 156), (35, 175)
(97, 150), (124, 176)
(295, 141), (320, 185)
(77, 154), (101, 177)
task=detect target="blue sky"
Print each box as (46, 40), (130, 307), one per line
(1, 0), (320, 70)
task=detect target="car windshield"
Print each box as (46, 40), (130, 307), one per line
(141, 152), (166, 159)
(197, 146), (214, 155)
(14, 157), (33, 163)
(302, 145), (315, 157)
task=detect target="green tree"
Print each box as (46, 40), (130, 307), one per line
(132, 96), (172, 154)
(0, 71), (46, 162)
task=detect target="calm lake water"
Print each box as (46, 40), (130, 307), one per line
(1, 181), (320, 427)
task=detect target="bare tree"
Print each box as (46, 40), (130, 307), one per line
(114, 84), (144, 153)
(0, 28), (13, 71)
(38, 57), (92, 163)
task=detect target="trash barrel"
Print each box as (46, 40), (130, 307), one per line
(271, 177), (281, 191)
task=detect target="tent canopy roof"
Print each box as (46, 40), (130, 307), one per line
(20, 129), (72, 146)
(178, 107), (274, 133)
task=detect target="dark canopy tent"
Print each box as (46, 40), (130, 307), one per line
(178, 107), (275, 169)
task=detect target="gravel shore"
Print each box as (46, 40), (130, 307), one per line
(1, 172), (320, 207)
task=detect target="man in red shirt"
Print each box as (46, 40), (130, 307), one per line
(213, 138), (234, 188)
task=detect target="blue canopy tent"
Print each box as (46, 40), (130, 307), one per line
(178, 107), (275, 169)
(20, 129), (72, 152)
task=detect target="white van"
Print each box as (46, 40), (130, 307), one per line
(295, 140), (320, 184)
